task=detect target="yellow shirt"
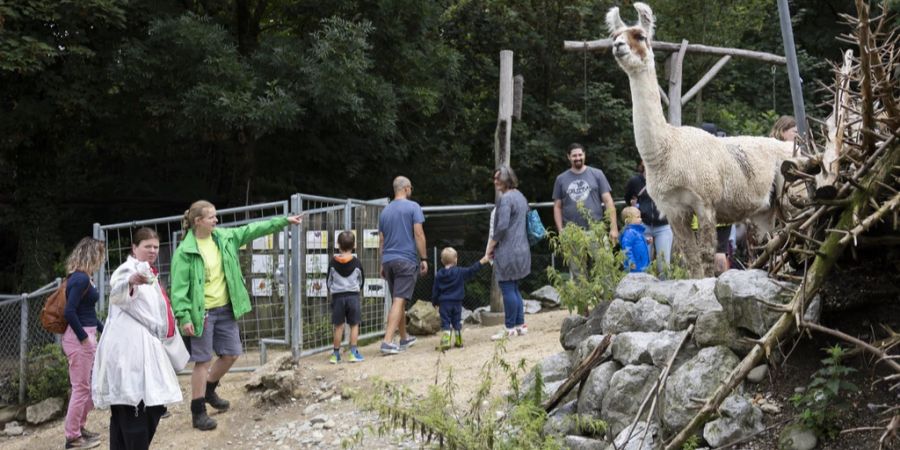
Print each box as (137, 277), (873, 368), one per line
(197, 236), (229, 309)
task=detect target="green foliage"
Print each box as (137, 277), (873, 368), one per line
(789, 345), (858, 439)
(20, 343), (70, 402)
(353, 341), (561, 450)
(681, 434), (701, 450)
(647, 251), (691, 281)
(546, 207), (625, 314)
(566, 414), (607, 438)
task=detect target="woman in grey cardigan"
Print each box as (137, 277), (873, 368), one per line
(486, 165), (531, 340)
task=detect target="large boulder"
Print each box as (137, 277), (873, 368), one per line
(601, 299), (636, 334)
(560, 315), (589, 350)
(26, 397), (64, 425)
(245, 354), (303, 404)
(632, 298), (672, 332)
(564, 435), (607, 450)
(576, 361), (621, 416)
(613, 421), (663, 450)
(543, 400), (578, 437)
(642, 280), (696, 305)
(522, 352), (573, 397)
(561, 303), (608, 351)
(574, 335), (615, 366)
(601, 365), (661, 437)
(694, 311), (739, 348)
(715, 270), (792, 336)
(663, 346), (740, 431)
(524, 299), (543, 314)
(0, 405), (24, 426)
(531, 285), (561, 308)
(614, 273), (659, 301)
(702, 395), (765, 447)
(406, 301), (441, 335)
(668, 278), (722, 330)
(612, 331), (684, 367)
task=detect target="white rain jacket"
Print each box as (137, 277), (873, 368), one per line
(91, 256), (182, 408)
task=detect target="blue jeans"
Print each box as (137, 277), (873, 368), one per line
(438, 302), (463, 331)
(498, 280), (525, 329)
(644, 224), (673, 274)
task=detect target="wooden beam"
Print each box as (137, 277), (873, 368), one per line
(682, 55), (731, 105)
(563, 39), (786, 65)
(667, 40), (688, 126)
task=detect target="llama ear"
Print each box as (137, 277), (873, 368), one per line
(633, 2), (656, 41)
(605, 7), (625, 35)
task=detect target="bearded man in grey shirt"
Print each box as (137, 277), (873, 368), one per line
(552, 143), (619, 241)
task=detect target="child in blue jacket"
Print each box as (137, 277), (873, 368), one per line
(620, 206), (651, 272)
(432, 248), (490, 350)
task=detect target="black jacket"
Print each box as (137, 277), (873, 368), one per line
(624, 173), (668, 227)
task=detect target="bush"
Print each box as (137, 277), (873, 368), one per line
(790, 345), (857, 439)
(24, 343), (70, 402)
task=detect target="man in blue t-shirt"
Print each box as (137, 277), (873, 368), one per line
(378, 176), (427, 355)
(552, 143), (619, 241)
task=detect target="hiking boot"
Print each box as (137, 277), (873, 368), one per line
(329, 351), (341, 364)
(399, 335), (417, 350)
(205, 381), (230, 411)
(380, 342), (400, 355)
(80, 428), (100, 441)
(516, 324), (528, 336)
(191, 398), (218, 431)
(454, 331), (464, 348)
(439, 333), (452, 351)
(490, 328), (516, 341)
(65, 437), (100, 449)
(347, 348), (364, 362)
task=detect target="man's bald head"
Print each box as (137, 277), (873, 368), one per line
(393, 176), (411, 194)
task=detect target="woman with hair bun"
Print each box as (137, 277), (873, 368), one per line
(170, 200), (302, 431)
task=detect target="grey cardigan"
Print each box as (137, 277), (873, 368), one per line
(492, 189), (531, 281)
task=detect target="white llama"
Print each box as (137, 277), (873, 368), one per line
(606, 3), (793, 277)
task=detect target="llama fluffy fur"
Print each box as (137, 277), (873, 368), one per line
(606, 2), (793, 276)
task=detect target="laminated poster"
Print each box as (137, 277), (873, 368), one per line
(251, 278), (272, 297)
(306, 230), (328, 249)
(252, 235), (271, 250)
(364, 278), (385, 298)
(251, 255), (273, 273)
(306, 278), (327, 297)
(305, 254), (329, 274)
(363, 229), (380, 249)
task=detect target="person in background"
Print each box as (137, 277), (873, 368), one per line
(770, 115), (798, 142)
(619, 207), (651, 273)
(624, 160), (673, 275)
(432, 247), (490, 350)
(170, 200), (302, 431)
(552, 143), (619, 240)
(92, 227), (182, 449)
(487, 165), (531, 340)
(62, 237), (106, 449)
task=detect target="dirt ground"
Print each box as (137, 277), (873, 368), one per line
(1, 309), (570, 450)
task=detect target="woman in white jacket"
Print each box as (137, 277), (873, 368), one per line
(92, 228), (182, 449)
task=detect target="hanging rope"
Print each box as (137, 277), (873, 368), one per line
(771, 65), (777, 112)
(583, 41), (589, 130)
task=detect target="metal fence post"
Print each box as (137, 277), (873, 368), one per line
(290, 194), (303, 361)
(19, 293), (28, 404)
(93, 223), (106, 313)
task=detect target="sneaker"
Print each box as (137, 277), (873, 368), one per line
(454, 332), (464, 348)
(399, 336), (417, 350)
(490, 328), (516, 341)
(380, 342), (400, 355)
(65, 437), (100, 449)
(439, 333), (452, 351)
(329, 352), (341, 364)
(347, 348), (364, 362)
(516, 324), (528, 336)
(80, 428), (100, 440)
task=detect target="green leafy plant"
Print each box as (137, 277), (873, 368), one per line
(21, 343), (70, 402)
(789, 345), (858, 439)
(351, 340), (561, 450)
(546, 207), (625, 315)
(566, 414), (607, 437)
(647, 250), (691, 280)
(681, 434), (701, 450)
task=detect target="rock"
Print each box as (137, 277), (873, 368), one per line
(612, 331), (684, 367)
(715, 269), (792, 336)
(601, 299), (636, 334)
(694, 311), (739, 348)
(576, 361), (621, 415)
(3, 420), (24, 436)
(663, 346), (740, 432)
(615, 272), (660, 301)
(804, 295), (822, 324)
(543, 400), (578, 437)
(633, 298), (672, 332)
(702, 395), (765, 447)
(778, 423), (818, 450)
(613, 421), (662, 450)
(564, 435), (606, 450)
(406, 301), (441, 335)
(522, 352), (573, 396)
(0, 405), (23, 425)
(531, 285), (561, 308)
(574, 335), (615, 366)
(524, 299), (543, 314)
(310, 415), (327, 425)
(245, 354), (295, 390)
(26, 397), (64, 425)
(303, 404), (318, 415)
(747, 365), (769, 383)
(668, 278), (722, 330)
(466, 306), (490, 325)
(601, 365), (661, 436)
(461, 307), (473, 323)
(642, 279), (696, 305)
(560, 315), (588, 350)
(561, 302), (608, 350)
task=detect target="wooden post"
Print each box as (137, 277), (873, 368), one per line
(487, 50), (515, 324)
(667, 40), (688, 126)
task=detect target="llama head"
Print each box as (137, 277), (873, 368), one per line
(606, 2), (656, 74)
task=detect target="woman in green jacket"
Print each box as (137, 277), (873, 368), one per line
(170, 200), (302, 430)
